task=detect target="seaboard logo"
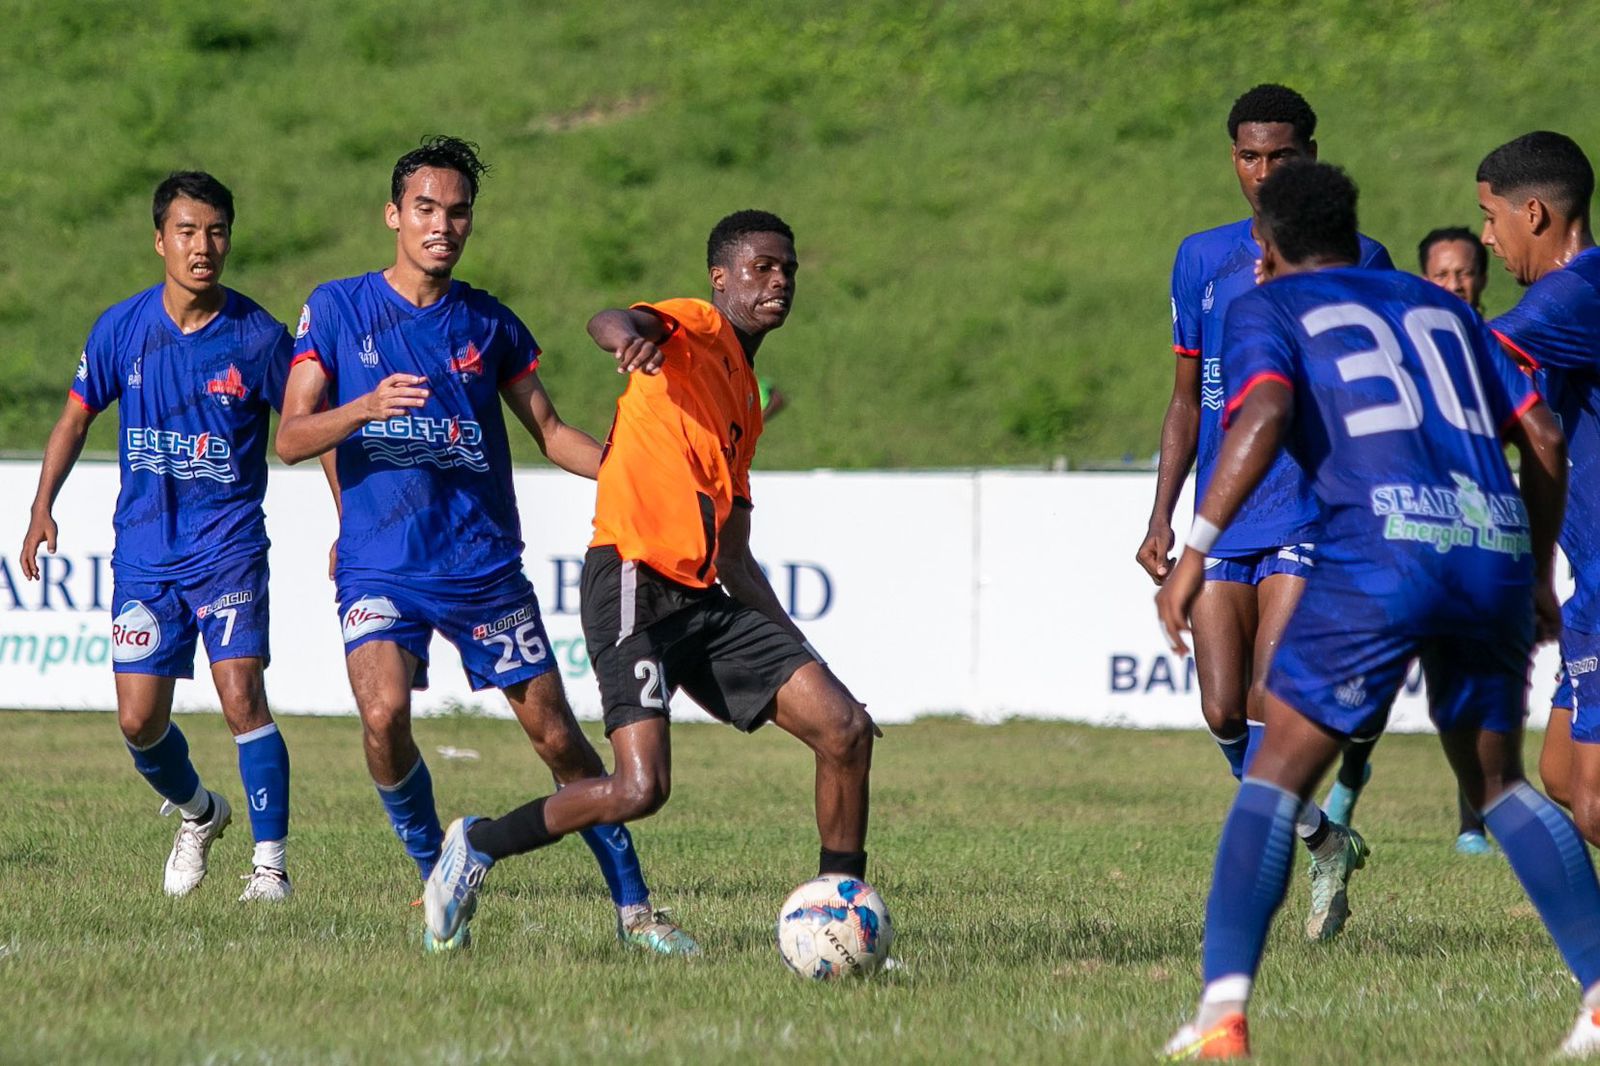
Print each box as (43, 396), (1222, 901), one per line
(111, 600), (161, 663)
(341, 596), (400, 643)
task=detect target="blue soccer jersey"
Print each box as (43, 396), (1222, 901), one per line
(71, 285), (291, 579)
(290, 272), (540, 594)
(1491, 246), (1600, 634)
(1171, 219), (1395, 557)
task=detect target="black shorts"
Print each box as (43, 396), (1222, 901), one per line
(581, 546), (813, 736)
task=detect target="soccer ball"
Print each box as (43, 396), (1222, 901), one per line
(776, 874), (893, 979)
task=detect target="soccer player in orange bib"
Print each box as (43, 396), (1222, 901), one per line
(422, 211), (881, 947)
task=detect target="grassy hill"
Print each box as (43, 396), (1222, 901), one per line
(5, 0), (1598, 469)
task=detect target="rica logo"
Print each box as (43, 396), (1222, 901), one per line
(111, 601), (161, 663)
(341, 596), (399, 643)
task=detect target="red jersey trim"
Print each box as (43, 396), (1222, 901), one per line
(1500, 391), (1541, 434)
(68, 390), (97, 414)
(1222, 371), (1292, 428)
(1173, 345), (1200, 358)
(502, 359), (540, 387)
(1492, 329), (1541, 372)
(289, 350), (322, 370)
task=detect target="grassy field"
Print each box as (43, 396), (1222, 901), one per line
(6, 2), (1600, 468)
(0, 710), (1588, 1064)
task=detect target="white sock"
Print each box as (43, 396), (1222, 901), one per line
(253, 839), (286, 872)
(177, 785), (211, 821)
(1295, 799), (1324, 839)
(1198, 974), (1252, 1027)
(618, 901), (653, 929)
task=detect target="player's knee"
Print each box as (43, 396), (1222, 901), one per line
(613, 768), (670, 821)
(1197, 694), (1244, 734)
(118, 706), (165, 747)
(1572, 792), (1600, 847)
(357, 695), (411, 748)
(215, 668), (269, 730)
(814, 702), (874, 767)
(1541, 756), (1572, 809)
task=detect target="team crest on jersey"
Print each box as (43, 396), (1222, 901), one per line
(359, 334), (381, 368)
(1369, 473), (1530, 558)
(342, 596), (401, 642)
(207, 364), (248, 406)
(112, 600), (162, 663)
(449, 341), (483, 380)
(75, 350), (89, 382)
(296, 304), (311, 339)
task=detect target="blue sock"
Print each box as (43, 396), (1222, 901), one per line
(1201, 778), (1300, 984)
(235, 722), (290, 844)
(127, 723), (202, 807)
(1214, 730), (1248, 781)
(1483, 781), (1600, 989)
(579, 824), (651, 908)
(1242, 721), (1266, 775)
(375, 758), (444, 880)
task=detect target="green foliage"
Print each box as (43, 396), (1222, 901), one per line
(4, 1), (1598, 468)
(0, 712), (1581, 1063)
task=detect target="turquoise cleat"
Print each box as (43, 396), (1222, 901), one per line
(1454, 830), (1494, 856)
(617, 910), (701, 956)
(1306, 824), (1369, 941)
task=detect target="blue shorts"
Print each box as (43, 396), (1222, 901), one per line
(1204, 543), (1315, 585)
(111, 554), (270, 678)
(1554, 666), (1575, 712)
(1267, 577), (1532, 738)
(337, 571), (556, 692)
(1564, 630), (1600, 743)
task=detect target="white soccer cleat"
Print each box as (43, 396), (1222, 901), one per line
(238, 865), (292, 902)
(1558, 1008), (1600, 1058)
(160, 790), (231, 897)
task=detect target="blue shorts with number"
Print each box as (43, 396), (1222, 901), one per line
(1564, 629), (1600, 744)
(111, 553), (270, 678)
(1267, 573), (1532, 739)
(336, 570), (556, 692)
(1204, 543), (1315, 585)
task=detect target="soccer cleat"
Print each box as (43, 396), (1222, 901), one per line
(423, 923), (472, 954)
(1322, 763), (1372, 827)
(238, 865), (292, 902)
(423, 817), (493, 945)
(1160, 1012), (1250, 1061)
(1454, 830), (1493, 857)
(1305, 824), (1368, 941)
(617, 909), (701, 957)
(160, 790), (232, 897)
(1557, 1008), (1600, 1058)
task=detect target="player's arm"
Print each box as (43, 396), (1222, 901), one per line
(274, 358), (429, 465)
(1504, 399), (1568, 642)
(587, 308), (670, 375)
(500, 371), (603, 479)
(21, 397), (97, 581)
(318, 450), (342, 580)
(1137, 354), (1201, 584)
(1155, 380), (1292, 654)
(715, 504), (808, 645)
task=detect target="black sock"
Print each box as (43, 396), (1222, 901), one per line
(1458, 789), (1485, 835)
(467, 797), (562, 861)
(1301, 808), (1331, 851)
(819, 846), (868, 880)
(1338, 735), (1379, 789)
(186, 795), (215, 825)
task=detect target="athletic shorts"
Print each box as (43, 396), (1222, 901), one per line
(337, 570), (556, 692)
(1554, 665), (1575, 712)
(1204, 543), (1315, 585)
(580, 545), (814, 736)
(1564, 630), (1600, 743)
(1267, 576), (1532, 738)
(111, 553), (270, 678)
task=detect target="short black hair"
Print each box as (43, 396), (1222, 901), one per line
(152, 171), (234, 230)
(1477, 131), (1594, 221)
(1257, 161), (1360, 266)
(391, 135), (489, 205)
(1417, 226), (1488, 276)
(1227, 84), (1317, 144)
(707, 210), (795, 269)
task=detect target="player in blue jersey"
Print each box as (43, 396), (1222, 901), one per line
(274, 136), (695, 955)
(1138, 84), (1391, 940)
(1153, 161), (1600, 1061)
(1473, 134), (1600, 871)
(20, 173), (294, 902)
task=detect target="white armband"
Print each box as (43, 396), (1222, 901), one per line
(1186, 517), (1222, 555)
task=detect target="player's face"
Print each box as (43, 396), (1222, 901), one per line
(1478, 182), (1538, 286)
(154, 196), (230, 296)
(386, 166), (473, 278)
(711, 232), (798, 335)
(1423, 240), (1486, 308)
(1232, 123), (1314, 215)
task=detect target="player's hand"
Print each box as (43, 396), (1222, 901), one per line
(613, 338), (664, 376)
(1155, 550), (1206, 655)
(20, 510), (57, 582)
(1535, 580), (1563, 644)
(1136, 522), (1176, 585)
(360, 374), (430, 422)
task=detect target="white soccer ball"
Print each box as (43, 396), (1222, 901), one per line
(776, 874), (893, 979)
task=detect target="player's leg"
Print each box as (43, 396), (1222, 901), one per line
(1539, 669), (1576, 809)
(767, 663), (877, 877)
(1189, 568), (1256, 778)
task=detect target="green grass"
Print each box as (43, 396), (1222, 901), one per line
(6, 1), (1600, 467)
(0, 711), (1586, 1063)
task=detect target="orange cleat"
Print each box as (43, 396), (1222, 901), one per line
(1160, 1012), (1249, 1061)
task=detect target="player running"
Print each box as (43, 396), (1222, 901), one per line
(421, 210), (880, 949)
(1154, 161), (1600, 1061)
(21, 172), (294, 902)
(1473, 133), (1600, 856)
(274, 136), (694, 954)
(1137, 84), (1392, 939)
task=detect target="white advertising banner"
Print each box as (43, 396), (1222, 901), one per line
(0, 463), (1562, 731)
